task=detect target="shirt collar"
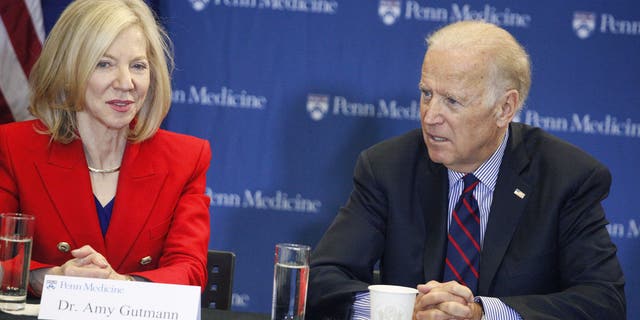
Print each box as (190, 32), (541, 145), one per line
(447, 128), (509, 191)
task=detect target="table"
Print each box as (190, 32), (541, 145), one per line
(1, 308), (270, 320)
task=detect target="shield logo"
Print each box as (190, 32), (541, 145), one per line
(379, 0), (402, 26)
(306, 94), (329, 121)
(189, 0), (210, 12)
(46, 279), (57, 290)
(573, 12), (596, 39)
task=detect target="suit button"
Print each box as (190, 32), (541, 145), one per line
(57, 242), (71, 253)
(140, 256), (152, 265)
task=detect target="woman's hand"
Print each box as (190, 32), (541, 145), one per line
(52, 245), (129, 281)
(30, 245), (131, 295)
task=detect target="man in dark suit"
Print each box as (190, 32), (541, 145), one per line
(307, 21), (625, 320)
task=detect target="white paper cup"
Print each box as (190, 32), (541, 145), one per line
(368, 285), (419, 320)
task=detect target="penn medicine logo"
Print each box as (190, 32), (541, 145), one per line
(189, 0), (210, 11)
(573, 12), (596, 39)
(307, 94), (330, 121)
(377, 1), (531, 27)
(573, 11), (640, 39)
(306, 93), (421, 122)
(379, 0), (402, 26)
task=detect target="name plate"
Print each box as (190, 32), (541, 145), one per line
(39, 275), (200, 320)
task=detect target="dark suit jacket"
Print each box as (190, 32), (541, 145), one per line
(308, 123), (625, 319)
(0, 120), (211, 289)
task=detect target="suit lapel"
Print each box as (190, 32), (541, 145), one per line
(418, 149), (449, 282)
(106, 140), (167, 270)
(35, 140), (106, 253)
(478, 125), (531, 295)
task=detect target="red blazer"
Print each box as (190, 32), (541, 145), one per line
(0, 120), (211, 289)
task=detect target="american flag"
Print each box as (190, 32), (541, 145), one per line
(0, 0), (45, 124)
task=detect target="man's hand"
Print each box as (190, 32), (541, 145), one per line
(413, 280), (483, 320)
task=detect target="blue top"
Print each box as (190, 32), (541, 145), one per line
(94, 196), (115, 237)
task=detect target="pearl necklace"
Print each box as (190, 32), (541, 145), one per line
(88, 165), (121, 174)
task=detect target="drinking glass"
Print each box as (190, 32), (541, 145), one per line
(0, 213), (35, 312)
(271, 243), (310, 320)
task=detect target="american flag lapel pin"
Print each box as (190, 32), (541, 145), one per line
(514, 188), (525, 199)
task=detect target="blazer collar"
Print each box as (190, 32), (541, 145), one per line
(417, 144), (449, 281)
(36, 139), (106, 253)
(477, 123), (532, 295)
(106, 140), (167, 270)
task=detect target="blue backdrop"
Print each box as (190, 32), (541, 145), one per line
(42, 0), (639, 317)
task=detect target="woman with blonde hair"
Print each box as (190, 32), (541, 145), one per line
(0, 0), (211, 294)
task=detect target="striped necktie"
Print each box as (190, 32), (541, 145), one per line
(443, 173), (481, 294)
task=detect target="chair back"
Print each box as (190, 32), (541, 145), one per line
(201, 250), (236, 310)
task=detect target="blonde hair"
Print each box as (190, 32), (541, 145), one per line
(426, 21), (531, 110)
(28, 0), (173, 143)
